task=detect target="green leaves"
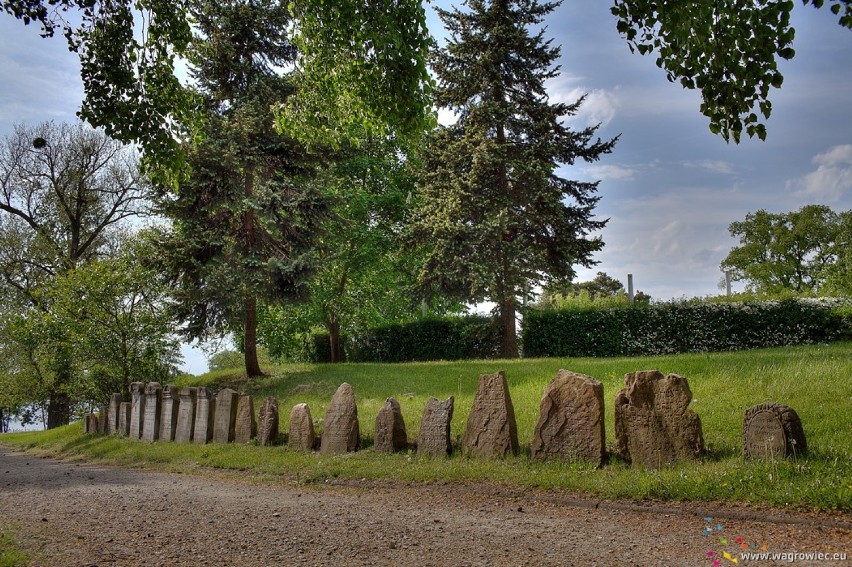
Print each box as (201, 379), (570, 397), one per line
(276, 0), (433, 147)
(612, 0), (850, 142)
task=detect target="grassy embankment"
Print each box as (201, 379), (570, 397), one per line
(3, 342), (850, 511)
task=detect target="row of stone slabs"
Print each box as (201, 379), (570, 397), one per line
(83, 370), (807, 469)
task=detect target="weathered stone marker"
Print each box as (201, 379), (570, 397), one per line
(159, 384), (180, 442)
(614, 370), (704, 468)
(462, 371), (519, 458)
(531, 370), (606, 466)
(258, 396), (279, 446)
(84, 413), (98, 434)
(213, 388), (239, 443)
(193, 387), (215, 444)
(129, 382), (146, 440)
(174, 387), (197, 443)
(417, 396), (454, 457)
(288, 403), (316, 450)
(320, 383), (359, 454)
(107, 393), (122, 434)
(234, 395), (257, 443)
(97, 406), (108, 435)
(374, 397), (407, 452)
(743, 402), (807, 459)
(118, 402), (131, 436)
(142, 382), (162, 442)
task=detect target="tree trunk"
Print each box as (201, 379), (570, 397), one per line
(327, 317), (342, 363)
(46, 389), (71, 429)
(244, 296), (264, 378)
(499, 296), (520, 359)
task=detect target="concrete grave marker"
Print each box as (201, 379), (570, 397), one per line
(97, 406), (108, 435)
(213, 388), (239, 443)
(320, 383), (359, 454)
(159, 384), (180, 441)
(193, 387), (215, 444)
(118, 402), (131, 436)
(614, 370), (704, 468)
(374, 397), (407, 452)
(107, 393), (122, 435)
(234, 395), (257, 444)
(84, 413), (98, 434)
(142, 382), (162, 442)
(417, 396), (454, 457)
(462, 371), (519, 458)
(174, 387), (197, 443)
(129, 382), (145, 440)
(531, 370), (606, 466)
(743, 402), (807, 459)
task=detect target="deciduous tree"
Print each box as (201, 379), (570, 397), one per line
(721, 204), (849, 295)
(2, 0), (432, 175)
(0, 121), (148, 427)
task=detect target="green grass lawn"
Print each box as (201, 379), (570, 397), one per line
(4, 342), (850, 512)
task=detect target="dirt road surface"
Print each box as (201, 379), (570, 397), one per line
(1, 447), (849, 566)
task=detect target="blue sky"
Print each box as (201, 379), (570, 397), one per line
(1, 1), (850, 374)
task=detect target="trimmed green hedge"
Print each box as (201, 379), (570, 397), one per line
(522, 298), (851, 358)
(298, 316), (503, 363)
(345, 315), (503, 362)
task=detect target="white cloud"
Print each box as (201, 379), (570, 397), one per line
(582, 163), (637, 181)
(546, 75), (620, 127)
(683, 160), (736, 175)
(787, 144), (852, 202)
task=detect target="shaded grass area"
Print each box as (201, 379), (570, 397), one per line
(4, 343), (851, 512)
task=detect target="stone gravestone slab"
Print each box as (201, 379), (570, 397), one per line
(159, 384), (180, 442)
(417, 396), (454, 457)
(462, 371), (519, 458)
(234, 395), (257, 444)
(374, 397), (407, 453)
(213, 388), (239, 443)
(97, 406), (108, 435)
(142, 382), (162, 442)
(107, 393), (122, 435)
(743, 402), (807, 459)
(614, 370), (704, 469)
(84, 413), (98, 434)
(129, 382), (146, 440)
(320, 383), (359, 454)
(118, 402), (131, 436)
(174, 387), (197, 443)
(193, 387), (216, 444)
(288, 403), (316, 451)
(531, 370), (606, 466)
(258, 397), (279, 446)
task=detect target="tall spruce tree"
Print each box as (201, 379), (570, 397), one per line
(412, 0), (616, 358)
(157, 0), (326, 377)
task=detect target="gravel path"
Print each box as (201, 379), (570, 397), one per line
(1, 446), (849, 566)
